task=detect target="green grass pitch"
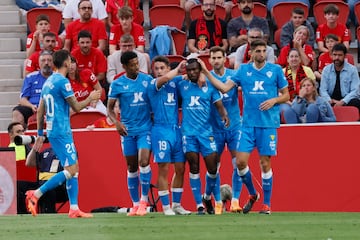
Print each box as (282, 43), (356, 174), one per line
(1, 212), (359, 240)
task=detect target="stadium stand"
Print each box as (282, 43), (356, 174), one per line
(332, 106), (360, 122)
(313, 0), (349, 25)
(189, 4), (227, 20)
(271, 1), (309, 29)
(231, 2), (267, 18)
(27, 7), (63, 34)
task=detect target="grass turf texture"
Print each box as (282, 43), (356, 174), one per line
(1, 212), (359, 240)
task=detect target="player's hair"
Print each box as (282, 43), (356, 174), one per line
(118, 6), (133, 19)
(121, 51), (138, 65)
(292, 7), (304, 16)
(7, 122), (22, 134)
(324, 4), (339, 15)
(120, 34), (134, 43)
(186, 58), (202, 71)
(77, 30), (92, 41)
(78, 0), (91, 9)
(250, 39), (267, 50)
(36, 14), (50, 24)
(152, 55), (170, 66)
(325, 33), (339, 42)
(53, 50), (70, 69)
(43, 32), (56, 39)
(331, 43), (347, 55)
(209, 46), (226, 57)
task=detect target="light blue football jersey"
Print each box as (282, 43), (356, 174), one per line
(108, 72), (152, 135)
(231, 62), (288, 128)
(177, 79), (222, 136)
(210, 68), (241, 132)
(148, 75), (182, 125)
(41, 72), (74, 138)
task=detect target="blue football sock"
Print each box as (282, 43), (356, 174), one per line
(238, 166), (256, 196)
(139, 165), (152, 201)
(204, 172), (214, 197)
(127, 171), (140, 204)
(189, 173), (202, 205)
(232, 168), (243, 199)
(171, 188), (183, 205)
(66, 174), (79, 206)
(213, 172), (221, 202)
(39, 170), (66, 195)
(158, 190), (170, 207)
(262, 169), (273, 206)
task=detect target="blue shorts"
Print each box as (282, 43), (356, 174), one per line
(48, 137), (78, 167)
(121, 131), (151, 156)
(238, 127), (277, 156)
(151, 125), (184, 164)
(182, 134), (217, 158)
(214, 129), (241, 155)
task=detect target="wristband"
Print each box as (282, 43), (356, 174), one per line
(37, 129), (44, 136)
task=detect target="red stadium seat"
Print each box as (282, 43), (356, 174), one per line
(190, 4), (226, 20)
(271, 2), (308, 28)
(313, 0), (349, 26)
(354, 1), (360, 26)
(171, 30), (186, 56)
(231, 2), (267, 18)
(152, 0), (180, 7)
(149, 5), (185, 29)
(70, 111), (107, 129)
(27, 7), (63, 34)
(133, 8), (144, 25)
(333, 106), (359, 122)
(274, 28), (282, 48)
(166, 54), (186, 64)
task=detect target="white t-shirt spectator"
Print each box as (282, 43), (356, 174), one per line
(62, 0), (108, 20)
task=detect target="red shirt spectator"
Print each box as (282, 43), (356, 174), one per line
(65, 18), (107, 51)
(277, 44), (314, 68)
(71, 47), (107, 80)
(69, 69), (99, 102)
(105, 0), (139, 26)
(26, 32), (62, 52)
(109, 22), (145, 50)
(318, 52), (354, 72)
(316, 23), (350, 45)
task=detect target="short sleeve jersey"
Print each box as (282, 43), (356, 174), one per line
(148, 75), (182, 126)
(209, 68), (241, 132)
(41, 73), (74, 138)
(177, 79), (222, 136)
(71, 47), (107, 75)
(231, 62), (288, 128)
(109, 22), (145, 48)
(26, 32), (62, 52)
(108, 72), (152, 135)
(316, 23), (350, 43)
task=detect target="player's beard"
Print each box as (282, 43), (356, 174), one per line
(242, 7), (252, 14)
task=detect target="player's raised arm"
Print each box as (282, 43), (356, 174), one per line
(67, 90), (101, 113)
(156, 60), (186, 88)
(197, 58), (235, 93)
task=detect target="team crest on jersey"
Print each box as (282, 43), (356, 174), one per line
(270, 135), (275, 141)
(88, 61), (93, 68)
(169, 82), (176, 88)
(71, 153), (76, 160)
(202, 86), (208, 93)
(209, 136), (214, 142)
(65, 83), (72, 92)
(266, 71), (272, 78)
(142, 81), (148, 88)
(158, 152), (165, 159)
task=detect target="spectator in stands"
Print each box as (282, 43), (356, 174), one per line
(233, 27), (275, 69)
(316, 3), (350, 53)
(187, 0), (228, 54)
(107, 34), (148, 83)
(266, 0), (310, 12)
(16, 0), (64, 12)
(26, 14), (62, 58)
(315, 34), (354, 81)
(227, 0), (269, 53)
(67, 55), (107, 115)
(26, 146), (68, 213)
(25, 32), (57, 76)
(13, 51), (53, 128)
(7, 122), (38, 214)
(348, 0), (360, 26)
(109, 6), (145, 55)
(277, 25), (315, 68)
(64, 0), (107, 52)
(62, 0), (107, 28)
(280, 7), (315, 48)
(87, 100), (120, 129)
(320, 43), (360, 112)
(105, 0), (139, 28)
(283, 48), (315, 102)
(71, 30), (107, 84)
(283, 78), (336, 123)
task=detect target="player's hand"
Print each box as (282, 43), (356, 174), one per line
(115, 122), (128, 136)
(89, 90), (101, 101)
(177, 60), (187, 74)
(197, 58), (209, 73)
(259, 98), (277, 111)
(32, 135), (45, 152)
(222, 115), (230, 128)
